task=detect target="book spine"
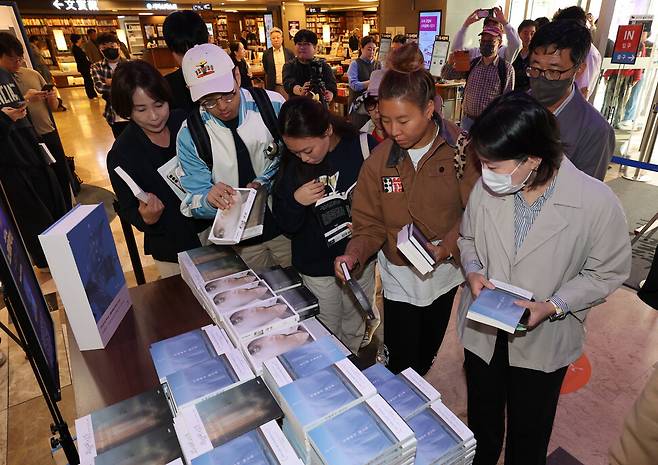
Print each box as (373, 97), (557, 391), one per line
(260, 420), (304, 465)
(225, 348), (255, 381)
(335, 359), (377, 398)
(366, 395), (414, 443)
(202, 325), (235, 355)
(263, 357), (294, 388)
(401, 368), (441, 402)
(179, 407), (214, 457)
(431, 401), (474, 442)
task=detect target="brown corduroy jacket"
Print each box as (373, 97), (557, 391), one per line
(346, 117), (480, 268)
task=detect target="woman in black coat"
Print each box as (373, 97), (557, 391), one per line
(229, 41), (253, 89)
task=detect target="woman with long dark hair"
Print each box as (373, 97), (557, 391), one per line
(459, 92), (631, 464)
(273, 97), (378, 352)
(229, 41), (253, 88)
(335, 43), (481, 374)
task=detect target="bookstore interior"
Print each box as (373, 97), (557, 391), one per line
(0, 0), (658, 464)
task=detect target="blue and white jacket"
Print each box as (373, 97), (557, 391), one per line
(176, 88), (285, 219)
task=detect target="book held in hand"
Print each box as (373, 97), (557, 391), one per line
(113, 166), (149, 203)
(208, 188), (258, 245)
(39, 204), (131, 350)
(157, 156), (187, 201)
(396, 223), (437, 276)
(467, 279), (533, 333)
(243, 184), (268, 240)
(313, 181), (356, 247)
(340, 262), (375, 320)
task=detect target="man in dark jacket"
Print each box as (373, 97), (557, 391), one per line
(262, 27), (294, 98)
(71, 33), (97, 99)
(283, 29), (337, 104)
(162, 10), (209, 114)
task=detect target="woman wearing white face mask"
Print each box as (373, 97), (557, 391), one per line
(458, 92), (631, 465)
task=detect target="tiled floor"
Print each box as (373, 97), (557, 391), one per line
(3, 86), (658, 465)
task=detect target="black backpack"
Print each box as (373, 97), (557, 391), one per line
(465, 56), (508, 94)
(185, 87), (283, 169)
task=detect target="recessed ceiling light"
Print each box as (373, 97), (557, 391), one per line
(138, 12), (154, 15)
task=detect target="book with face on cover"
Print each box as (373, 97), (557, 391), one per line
(88, 424), (183, 465)
(190, 420), (303, 465)
(166, 349), (254, 413)
(174, 378), (284, 462)
(149, 325), (234, 383)
(208, 188), (258, 245)
(211, 280), (277, 315)
(467, 278), (533, 333)
(222, 296), (300, 344)
(75, 387), (173, 464)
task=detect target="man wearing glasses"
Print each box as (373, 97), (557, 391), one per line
(528, 19), (614, 181)
(177, 44), (291, 269)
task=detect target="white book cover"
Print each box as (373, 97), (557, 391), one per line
(39, 204), (131, 350)
(113, 166), (149, 203)
(222, 296), (300, 345)
(208, 188), (257, 245)
(157, 156), (187, 201)
(397, 224), (434, 275)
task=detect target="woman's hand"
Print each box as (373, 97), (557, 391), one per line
(1, 105), (27, 122)
(207, 182), (236, 210)
(294, 180), (325, 206)
(425, 243), (451, 263)
(334, 254), (359, 283)
(138, 193), (165, 225)
(513, 300), (556, 329)
(466, 272), (494, 298)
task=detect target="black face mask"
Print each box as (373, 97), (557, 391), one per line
(529, 75), (574, 107)
(102, 48), (119, 60)
(479, 43), (495, 58)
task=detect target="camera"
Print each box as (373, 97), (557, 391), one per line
(477, 8), (493, 19)
(309, 58), (328, 107)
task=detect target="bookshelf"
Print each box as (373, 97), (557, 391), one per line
(305, 13), (347, 43)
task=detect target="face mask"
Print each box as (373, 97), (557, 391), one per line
(481, 162), (533, 195)
(529, 75), (574, 107)
(102, 48), (119, 60)
(479, 43), (495, 57)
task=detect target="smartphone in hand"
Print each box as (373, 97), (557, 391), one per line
(41, 84), (55, 92)
(476, 8), (492, 19)
(10, 100), (26, 109)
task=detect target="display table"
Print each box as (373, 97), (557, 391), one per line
(67, 275), (212, 417)
(436, 80), (465, 123)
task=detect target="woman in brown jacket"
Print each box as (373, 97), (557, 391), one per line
(335, 44), (480, 374)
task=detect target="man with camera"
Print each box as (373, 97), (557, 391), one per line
(177, 44), (291, 269)
(451, 7), (521, 63)
(282, 29), (337, 104)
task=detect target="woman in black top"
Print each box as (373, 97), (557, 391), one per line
(71, 33), (97, 99)
(229, 41), (253, 88)
(273, 97), (378, 352)
(107, 60), (207, 278)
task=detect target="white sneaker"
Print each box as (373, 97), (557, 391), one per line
(617, 120), (633, 130)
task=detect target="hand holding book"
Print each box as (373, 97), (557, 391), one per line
(512, 299), (556, 329)
(466, 272), (495, 299)
(294, 180), (325, 206)
(138, 193), (164, 225)
(207, 182), (237, 210)
(334, 255), (359, 283)
(424, 242), (452, 263)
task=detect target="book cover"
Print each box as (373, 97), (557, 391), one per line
(377, 376), (428, 419)
(258, 266), (303, 293)
(396, 224), (434, 276)
(277, 286), (318, 315)
(39, 204), (131, 350)
(208, 188), (257, 245)
(308, 402), (396, 465)
(184, 378), (283, 450)
(362, 363), (395, 389)
(406, 408), (462, 465)
(409, 224), (436, 266)
(92, 424), (182, 465)
(467, 280), (533, 333)
(186, 245), (239, 266)
(224, 297), (298, 341)
(243, 324), (315, 369)
(75, 387), (172, 462)
(195, 253), (249, 284)
(204, 270), (259, 295)
(212, 281), (276, 314)
(167, 353), (245, 409)
(279, 335), (346, 380)
(242, 185), (267, 240)
(157, 156), (187, 201)
(313, 181), (356, 247)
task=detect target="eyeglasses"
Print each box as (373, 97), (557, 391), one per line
(525, 65), (577, 81)
(201, 88), (238, 110)
(296, 41), (313, 47)
(364, 96), (378, 111)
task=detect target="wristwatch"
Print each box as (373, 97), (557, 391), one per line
(547, 300), (567, 322)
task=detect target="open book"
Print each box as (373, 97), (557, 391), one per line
(467, 279), (533, 333)
(396, 223), (437, 275)
(208, 188), (258, 245)
(242, 185), (267, 240)
(314, 181), (356, 247)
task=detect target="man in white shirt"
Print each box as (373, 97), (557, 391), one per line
(450, 7), (521, 63)
(262, 27), (294, 99)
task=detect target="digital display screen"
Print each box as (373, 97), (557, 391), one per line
(418, 10), (442, 69)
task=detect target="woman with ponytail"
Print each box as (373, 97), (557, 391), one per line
(335, 44), (480, 374)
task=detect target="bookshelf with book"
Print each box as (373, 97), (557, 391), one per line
(305, 12), (347, 43)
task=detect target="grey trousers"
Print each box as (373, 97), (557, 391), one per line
(302, 260), (375, 353)
(233, 234), (292, 271)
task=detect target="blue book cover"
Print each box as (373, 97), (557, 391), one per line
(378, 376), (427, 419)
(167, 355), (238, 407)
(468, 287), (528, 332)
(66, 204), (126, 323)
(280, 366), (359, 427)
(407, 409), (461, 465)
(191, 430), (277, 465)
(309, 403), (396, 465)
(280, 336), (346, 379)
(150, 329), (213, 380)
(362, 363), (395, 389)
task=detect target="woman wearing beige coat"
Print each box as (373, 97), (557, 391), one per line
(457, 93), (631, 465)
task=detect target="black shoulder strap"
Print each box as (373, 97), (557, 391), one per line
(247, 87), (282, 143)
(497, 58), (507, 94)
(465, 57), (481, 81)
(186, 103), (214, 169)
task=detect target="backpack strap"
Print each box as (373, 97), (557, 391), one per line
(464, 57), (481, 82)
(497, 58), (507, 94)
(359, 132), (370, 160)
(246, 87), (282, 145)
(186, 104), (214, 170)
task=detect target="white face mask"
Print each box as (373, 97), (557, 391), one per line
(481, 161), (533, 195)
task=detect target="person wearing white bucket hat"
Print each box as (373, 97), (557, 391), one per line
(176, 43), (291, 269)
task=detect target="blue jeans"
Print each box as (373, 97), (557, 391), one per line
(624, 78), (644, 121)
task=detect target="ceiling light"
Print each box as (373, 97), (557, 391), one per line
(138, 12), (154, 15)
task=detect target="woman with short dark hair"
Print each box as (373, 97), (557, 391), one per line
(107, 60), (207, 277)
(229, 41), (253, 88)
(459, 91), (631, 465)
(347, 35), (380, 129)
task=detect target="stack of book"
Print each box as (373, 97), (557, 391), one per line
(189, 420), (303, 465)
(277, 359), (377, 462)
(75, 387), (184, 465)
(307, 395), (417, 465)
(396, 223), (437, 275)
(363, 363), (441, 420)
(174, 378), (284, 463)
(256, 266), (320, 320)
